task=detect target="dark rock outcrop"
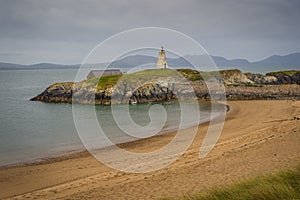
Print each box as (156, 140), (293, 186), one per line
(31, 81), (178, 105)
(31, 82), (74, 103)
(31, 69), (300, 104)
(266, 71), (300, 84)
(245, 70), (300, 85)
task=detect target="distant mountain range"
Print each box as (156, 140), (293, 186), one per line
(1, 53), (300, 73)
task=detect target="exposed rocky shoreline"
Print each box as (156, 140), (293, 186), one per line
(31, 69), (300, 104)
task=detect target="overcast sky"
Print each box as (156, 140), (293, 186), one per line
(0, 0), (299, 64)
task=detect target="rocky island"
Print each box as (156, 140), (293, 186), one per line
(31, 69), (300, 104)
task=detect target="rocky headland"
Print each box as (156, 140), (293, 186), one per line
(31, 69), (300, 104)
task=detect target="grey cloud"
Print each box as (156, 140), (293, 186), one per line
(0, 0), (299, 64)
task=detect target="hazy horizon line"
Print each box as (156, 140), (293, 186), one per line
(1, 51), (299, 66)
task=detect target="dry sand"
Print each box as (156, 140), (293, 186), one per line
(0, 100), (299, 199)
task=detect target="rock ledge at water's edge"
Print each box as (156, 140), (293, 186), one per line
(31, 69), (300, 104)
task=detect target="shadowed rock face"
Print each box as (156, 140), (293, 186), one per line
(245, 70), (300, 85)
(268, 71), (300, 84)
(31, 82), (74, 103)
(31, 83), (177, 105)
(31, 69), (300, 104)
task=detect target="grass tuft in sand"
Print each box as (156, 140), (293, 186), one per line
(166, 165), (300, 200)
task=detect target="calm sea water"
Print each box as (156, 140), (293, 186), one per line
(0, 69), (219, 167)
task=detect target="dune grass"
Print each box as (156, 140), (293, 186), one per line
(162, 165), (300, 200)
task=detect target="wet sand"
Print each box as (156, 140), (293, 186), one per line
(0, 100), (299, 199)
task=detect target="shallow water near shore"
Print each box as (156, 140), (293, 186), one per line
(0, 69), (224, 167)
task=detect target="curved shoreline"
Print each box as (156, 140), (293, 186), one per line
(0, 101), (230, 170)
(0, 100), (299, 199)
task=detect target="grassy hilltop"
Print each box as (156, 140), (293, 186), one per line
(83, 68), (300, 89)
(85, 69), (182, 90)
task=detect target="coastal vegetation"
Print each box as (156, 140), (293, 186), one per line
(163, 165), (300, 200)
(86, 69), (181, 90)
(31, 69), (300, 104)
(86, 68), (300, 87)
(266, 70), (299, 77)
(86, 74), (123, 90)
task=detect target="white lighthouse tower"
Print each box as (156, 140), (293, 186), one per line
(157, 46), (168, 69)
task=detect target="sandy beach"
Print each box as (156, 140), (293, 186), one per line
(0, 100), (299, 200)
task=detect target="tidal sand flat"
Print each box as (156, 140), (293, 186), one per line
(1, 100), (299, 199)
